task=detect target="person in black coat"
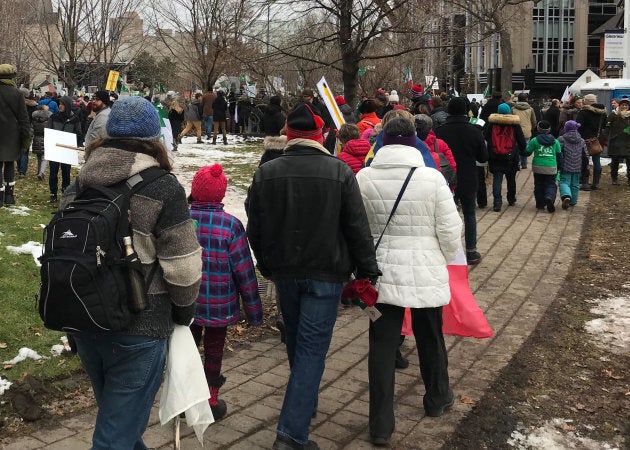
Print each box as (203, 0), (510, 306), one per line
(543, 99), (561, 137)
(479, 91), (503, 123)
(434, 97), (488, 265)
(576, 94), (607, 190)
(212, 90), (229, 144)
(47, 95), (82, 202)
(262, 95), (285, 136)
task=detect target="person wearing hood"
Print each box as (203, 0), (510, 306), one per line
(356, 117), (461, 446)
(484, 103), (527, 212)
(337, 123), (370, 174)
(604, 98), (630, 185)
(576, 94), (607, 190)
(511, 92), (537, 169)
(526, 120), (563, 212)
(31, 104), (53, 181)
(558, 120), (587, 208)
(46, 95), (83, 202)
(262, 95), (286, 136)
(0, 64), (32, 207)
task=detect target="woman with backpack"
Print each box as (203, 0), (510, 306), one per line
(484, 103), (526, 212)
(59, 96), (202, 450)
(47, 95), (83, 203)
(414, 114), (457, 191)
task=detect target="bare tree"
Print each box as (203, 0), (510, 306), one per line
(147, 0), (265, 91)
(0, 0), (36, 85)
(23, 0), (145, 90)
(253, 0), (436, 107)
(446, 0), (539, 93)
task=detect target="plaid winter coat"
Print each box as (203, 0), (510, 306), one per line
(190, 202), (262, 327)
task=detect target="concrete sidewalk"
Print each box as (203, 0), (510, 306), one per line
(1, 169), (588, 450)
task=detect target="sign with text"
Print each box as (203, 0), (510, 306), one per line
(316, 76), (345, 130)
(604, 30), (625, 63)
(105, 70), (119, 91)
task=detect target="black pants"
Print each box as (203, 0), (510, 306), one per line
(49, 161), (71, 195)
(477, 165), (487, 207)
(368, 303), (450, 439)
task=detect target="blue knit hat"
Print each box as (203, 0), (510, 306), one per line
(106, 96), (161, 140)
(497, 103), (511, 114)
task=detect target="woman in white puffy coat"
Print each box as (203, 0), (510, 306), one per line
(356, 117), (462, 446)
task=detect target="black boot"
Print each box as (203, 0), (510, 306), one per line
(212, 137), (217, 145)
(209, 375), (227, 419)
(4, 182), (15, 205)
(223, 136), (228, 145)
(0, 188), (4, 208)
(591, 167), (602, 190)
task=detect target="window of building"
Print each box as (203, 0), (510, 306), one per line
(531, 0), (575, 73)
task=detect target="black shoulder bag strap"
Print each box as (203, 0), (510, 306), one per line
(374, 167), (417, 251)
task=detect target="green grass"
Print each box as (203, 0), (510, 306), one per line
(0, 161), (84, 381)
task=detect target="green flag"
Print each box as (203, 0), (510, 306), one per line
(121, 84), (128, 92)
(483, 85), (490, 98)
(158, 85), (166, 93)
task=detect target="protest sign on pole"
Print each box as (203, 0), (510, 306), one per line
(316, 76), (344, 130)
(44, 129), (80, 166)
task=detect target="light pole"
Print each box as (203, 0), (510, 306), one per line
(624, 0), (630, 78)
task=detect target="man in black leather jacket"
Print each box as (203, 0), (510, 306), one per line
(246, 103), (379, 450)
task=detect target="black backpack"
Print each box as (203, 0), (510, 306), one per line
(38, 167), (167, 332)
(434, 140), (457, 187)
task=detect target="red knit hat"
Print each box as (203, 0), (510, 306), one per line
(335, 95), (346, 106)
(285, 103), (325, 143)
(191, 164), (228, 202)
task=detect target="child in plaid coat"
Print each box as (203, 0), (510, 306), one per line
(189, 164), (263, 419)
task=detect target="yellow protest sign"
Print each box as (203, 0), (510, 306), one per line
(105, 70), (119, 91)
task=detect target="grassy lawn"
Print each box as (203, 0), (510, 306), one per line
(0, 161), (84, 380)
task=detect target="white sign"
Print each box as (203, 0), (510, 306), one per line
(604, 30), (625, 63)
(425, 75), (439, 90)
(44, 128), (79, 166)
(316, 76), (345, 130)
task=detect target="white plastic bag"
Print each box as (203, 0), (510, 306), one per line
(159, 325), (214, 444)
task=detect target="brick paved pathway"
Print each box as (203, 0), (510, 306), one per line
(1, 169), (588, 450)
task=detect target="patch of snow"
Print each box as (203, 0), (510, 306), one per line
(584, 297), (630, 355)
(6, 205), (31, 216)
(6, 241), (43, 267)
(3, 347), (48, 365)
(508, 419), (620, 449)
(0, 377), (12, 395)
(600, 158), (627, 175)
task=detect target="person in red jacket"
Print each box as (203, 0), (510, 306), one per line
(337, 123), (370, 174)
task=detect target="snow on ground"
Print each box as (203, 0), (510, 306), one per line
(584, 293), (630, 356)
(5, 205), (31, 216)
(171, 135), (261, 223)
(6, 241), (42, 267)
(508, 419), (620, 449)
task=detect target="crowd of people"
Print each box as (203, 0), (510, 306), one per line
(2, 59), (629, 450)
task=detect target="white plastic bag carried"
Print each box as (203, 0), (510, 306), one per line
(159, 325), (214, 444)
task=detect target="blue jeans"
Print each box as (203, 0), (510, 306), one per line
(559, 171), (580, 205)
(459, 195), (478, 252)
(18, 153), (28, 175)
(491, 168), (516, 206)
(73, 333), (167, 450)
(274, 277), (342, 445)
(203, 115), (214, 139)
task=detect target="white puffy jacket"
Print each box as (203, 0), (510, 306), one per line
(356, 144), (462, 309)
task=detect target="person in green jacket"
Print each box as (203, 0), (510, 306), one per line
(526, 120), (563, 212)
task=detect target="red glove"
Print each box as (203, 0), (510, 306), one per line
(341, 279), (378, 307)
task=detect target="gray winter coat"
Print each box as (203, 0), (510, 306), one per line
(184, 99), (202, 122)
(0, 83), (32, 161)
(31, 109), (53, 155)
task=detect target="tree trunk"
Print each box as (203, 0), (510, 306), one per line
(339, 0), (359, 108)
(342, 58), (360, 109)
(499, 27), (513, 94)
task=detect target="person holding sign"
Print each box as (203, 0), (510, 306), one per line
(46, 96), (83, 203)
